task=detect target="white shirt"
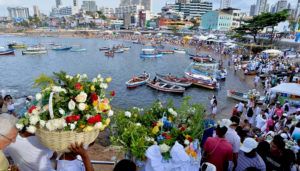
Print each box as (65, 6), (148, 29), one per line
(57, 160), (85, 171)
(225, 127), (241, 153)
(7, 102), (14, 110)
(4, 135), (54, 171)
(237, 103), (244, 112)
(256, 115), (266, 129)
(212, 106), (217, 114)
(255, 76), (260, 83)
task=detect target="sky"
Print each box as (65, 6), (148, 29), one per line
(0, 0), (298, 16)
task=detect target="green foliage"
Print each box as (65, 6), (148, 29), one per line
(33, 73), (54, 90)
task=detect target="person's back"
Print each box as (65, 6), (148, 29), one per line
(4, 134), (54, 171)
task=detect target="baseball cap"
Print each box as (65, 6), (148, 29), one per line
(297, 108), (300, 112)
(240, 138), (258, 153)
(235, 104), (238, 108)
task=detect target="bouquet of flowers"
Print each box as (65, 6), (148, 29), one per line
(17, 71), (114, 151)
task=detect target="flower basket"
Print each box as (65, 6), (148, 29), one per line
(35, 127), (99, 153)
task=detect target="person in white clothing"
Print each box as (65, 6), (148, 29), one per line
(237, 102), (245, 117)
(4, 131), (55, 171)
(255, 114), (267, 130)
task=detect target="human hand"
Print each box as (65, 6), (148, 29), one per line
(68, 142), (87, 158)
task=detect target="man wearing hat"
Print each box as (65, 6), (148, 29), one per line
(236, 138), (266, 170)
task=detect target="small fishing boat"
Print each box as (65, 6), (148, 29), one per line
(0, 49), (14, 55)
(157, 50), (174, 54)
(70, 48), (87, 52)
(146, 81), (185, 93)
(99, 47), (110, 51)
(8, 42), (27, 49)
(26, 46), (46, 51)
(126, 73), (150, 88)
(192, 79), (216, 90)
(22, 50), (47, 55)
(185, 72), (217, 83)
(105, 50), (114, 57)
(140, 49), (163, 58)
(156, 73), (192, 87)
(174, 48), (186, 54)
(190, 56), (215, 63)
(40, 42), (55, 45)
(122, 47), (130, 51)
(227, 90), (265, 104)
(114, 49), (124, 53)
(52, 46), (72, 51)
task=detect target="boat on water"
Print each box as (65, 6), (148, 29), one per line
(185, 71), (217, 83)
(26, 46), (46, 51)
(174, 48), (186, 54)
(157, 50), (174, 54)
(126, 73), (150, 88)
(22, 50), (47, 55)
(122, 47), (130, 51)
(191, 79), (217, 90)
(8, 43), (27, 49)
(190, 56), (215, 63)
(114, 49), (124, 53)
(52, 46), (72, 51)
(0, 49), (14, 55)
(155, 73), (192, 87)
(227, 90), (265, 104)
(70, 48), (87, 52)
(104, 50), (114, 57)
(146, 81), (185, 93)
(99, 47), (110, 51)
(140, 49), (163, 58)
(40, 42), (55, 45)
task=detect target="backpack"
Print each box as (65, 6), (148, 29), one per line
(247, 107), (254, 117)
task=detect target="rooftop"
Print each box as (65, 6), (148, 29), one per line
(214, 11), (231, 15)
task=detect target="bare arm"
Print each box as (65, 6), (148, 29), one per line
(69, 142), (94, 171)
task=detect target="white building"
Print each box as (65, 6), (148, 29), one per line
(56, 0), (62, 8)
(50, 6), (78, 17)
(73, 0), (79, 7)
(81, 0), (98, 12)
(33, 5), (40, 17)
(276, 0), (287, 12)
(296, 0), (300, 19)
(115, 5), (144, 19)
(119, 0), (152, 12)
(100, 7), (114, 18)
(221, 7), (241, 28)
(7, 7), (30, 18)
(255, 0), (267, 15)
(220, 0), (232, 9)
(169, 1), (212, 19)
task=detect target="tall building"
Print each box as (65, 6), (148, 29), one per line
(115, 5), (144, 19)
(141, 0), (152, 12)
(81, 0), (98, 12)
(250, 4), (256, 16)
(120, 0), (152, 11)
(265, 3), (269, 12)
(276, 0), (287, 12)
(33, 5), (40, 17)
(270, 4), (277, 13)
(296, 0), (300, 18)
(50, 6), (78, 17)
(100, 6), (115, 18)
(255, 0), (267, 15)
(220, 0), (232, 9)
(169, 1), (212, 19)
(73, 0), (79, 7)
(56, 0), (62, 8)
(7, 7), (29, 18)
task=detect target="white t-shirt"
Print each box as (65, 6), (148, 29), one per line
(256, 115), (266, 130)
(57, 160), (85, 171)
(7, 102), (14, 110)
(255, 76), (260, 83)
(237, 103), (244, 112)
(225, 127), (241, 153)
(212, 107), (217, 114)
(4, 135), (54, 171)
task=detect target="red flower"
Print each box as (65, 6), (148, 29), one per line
(28, 106), (37, 113)
(110, 91), (115, 96)
(74, 115), (80, 121)
(166, 136), (171, 140)
(95, 114), (102, 122)
(180, 127), (186, 132)
(66, 116), (75, 123)
(162, 132), (167, 137)
(153, 122), (157, 126)
(90, 93), (98, 102)
(75, 83), (82, 90)
(88, 117), (97, 124)
(188, 137), (193, 142)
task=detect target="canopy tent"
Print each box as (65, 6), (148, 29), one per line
(103, 30), (113, 34)
(134, 31), (141, 35)
(270, 83), (300, 96)
(262, 49), (283, 56)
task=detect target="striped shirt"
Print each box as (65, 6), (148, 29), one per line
(236, 150), (266, 171)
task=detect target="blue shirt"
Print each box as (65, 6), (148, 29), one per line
(236, 151), (266, 171)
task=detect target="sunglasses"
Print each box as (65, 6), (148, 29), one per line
(0, 133), (16, 143)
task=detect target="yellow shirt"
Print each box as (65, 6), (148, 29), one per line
(0, 150), (9, 171)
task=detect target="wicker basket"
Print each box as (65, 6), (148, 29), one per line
(35, 128), (100, 153)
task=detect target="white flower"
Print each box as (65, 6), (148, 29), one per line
(99, 78), (104, 82)
(78, 103), (86, 111)
(16, 123), (24, 130)
(70, 123), (76, 130)
(32, 109), (40, 115)
(125, 111), (132, 118)
(86, 114), (92, 119)
(136, 123), (141, 126)
(108, 110), (114, 117)
(29, 114), (40, 125)
(59, 108), (65, 115)
(97, 74), (102, 79)
(35, 93), (42, 101)
(159, 143), (170, 153)
(82, 74), (88, 79)
(27, 125), (37, 134)
(66, 75), (73, 80)
(76, 74), (80, 78)
(184, 139), (190, 145)
(217, 119), (232, 128)
(68, 100), (76, 110)
(154, 141), (158, 145)
(94, 122), (103, 129)
(92, 78), (98, 83)
(46, 119), (66, 131)
(52, 86), (67, 93)
(39, 120), (46, 127)
(168, 108), (178, 117)
(75, 91), (87, 103)
(100, 83), (108, 89)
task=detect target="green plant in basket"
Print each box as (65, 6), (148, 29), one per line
(17, 71), (115, 134)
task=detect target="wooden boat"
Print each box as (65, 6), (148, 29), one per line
(146, 81), (185, 93)
(9, 44), (27, 49)
(52, 46), (72, 51)
(227, 90), (265, 104)
(99, 47), (110, 51)
(26, 46), (46, 51)
(156, 73), (192, 87)
(190, 56), (215, 63)
(140, 49), (162, 58)
(126, 73), (150, 88)
(105, 51), (114, 57)
(22, 50), (47, 55)
(122, 47), (130, 51)
(185, 72), (217, 83)
(174, 48), (186, 54)
(157, 50), (174, 54)
(192, 80), (216, 90)
(70, 48), (87, 52)
(114, 49), (124, 53)
(0, 49), (14, 55)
